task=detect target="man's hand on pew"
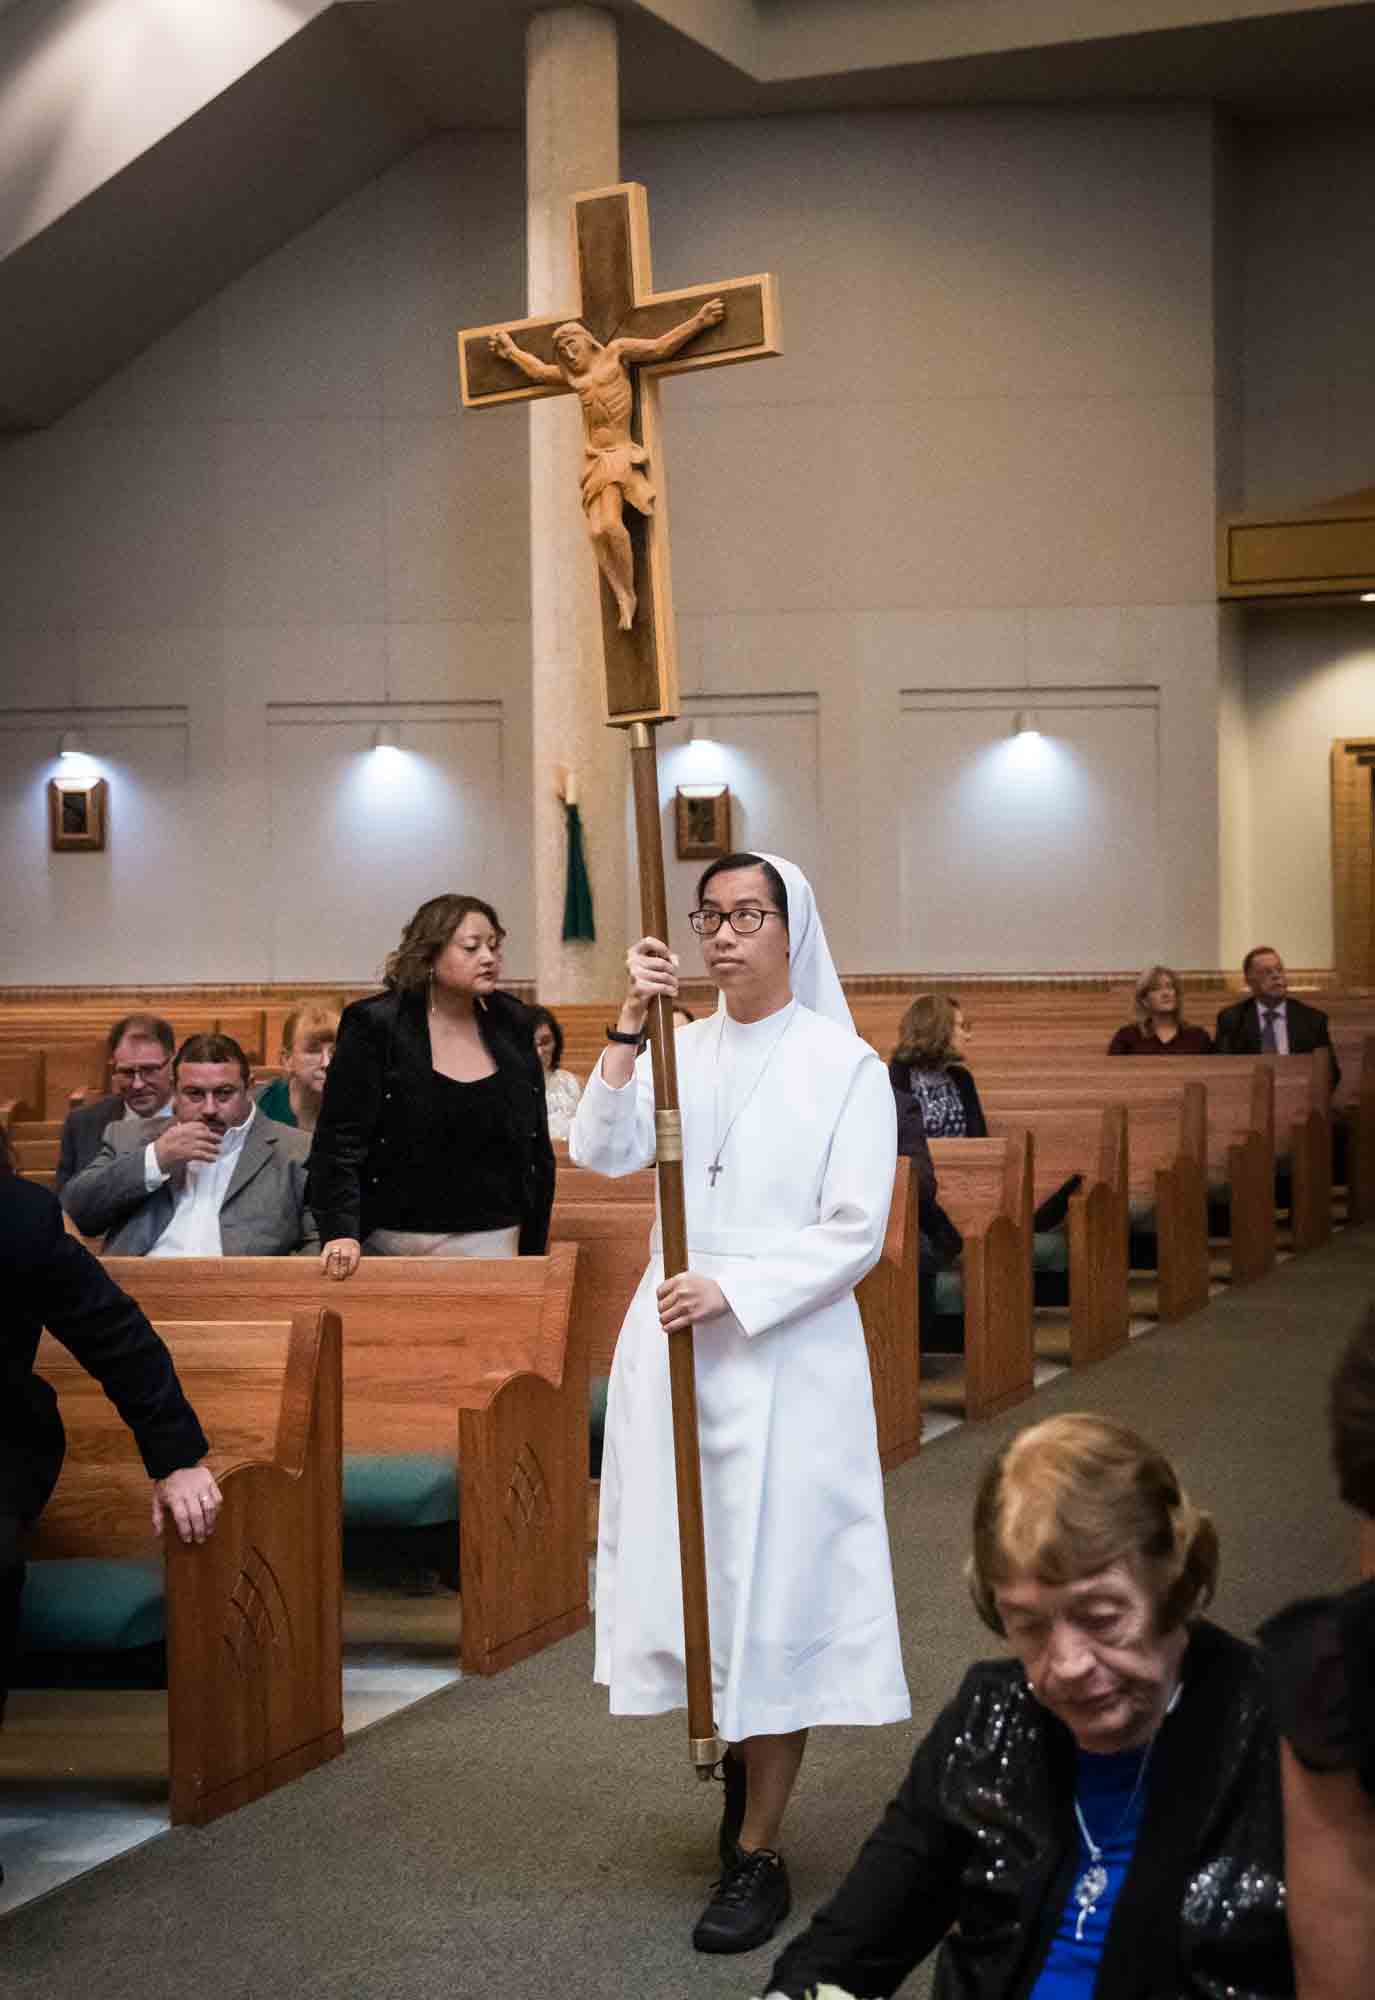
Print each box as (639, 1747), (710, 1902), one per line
(321, 1236), (362, 1281)
(152, 1463), (223, 1544)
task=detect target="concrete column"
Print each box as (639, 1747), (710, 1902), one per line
(526, 7), (625, 1001)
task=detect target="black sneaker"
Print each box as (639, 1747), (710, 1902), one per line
(715, 1746), (747, 1871)
(692, 1847), (791, 1954)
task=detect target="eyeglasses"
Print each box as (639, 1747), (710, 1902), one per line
(688, 907), (783, 937)
(112, 1061), (170, 1083)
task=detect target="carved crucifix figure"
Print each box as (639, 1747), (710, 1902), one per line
(458, 182), (781, 1777)
(490, 300), (725, 630)
(459, 181), (780, 724)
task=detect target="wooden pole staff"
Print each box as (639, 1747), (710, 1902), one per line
(627, 718), (717, 1771)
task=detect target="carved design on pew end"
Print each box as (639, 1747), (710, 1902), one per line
(504, 1443), (553, 1550)
(222, 1544), (294, 1678)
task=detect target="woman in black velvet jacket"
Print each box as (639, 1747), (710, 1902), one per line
(307, 895), (554, 1270)
(764, 1414), (1293, 2000)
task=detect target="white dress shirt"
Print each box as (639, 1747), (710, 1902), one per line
(126, 1100), (173, 1121)
(143, 1107), (255, 1257)
(1257, 998), (1290, 1054)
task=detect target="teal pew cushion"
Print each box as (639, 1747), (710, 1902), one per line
(930, 1270), (963, 1316)
(590, 1374), (610, 1479)
(343, 1453), (459, 1529)
(1033, 1229), (1069, 1274)
(18, 1558), (165, 1654)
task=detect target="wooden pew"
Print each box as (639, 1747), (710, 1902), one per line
(552, 1158), (923, 1473)
(984, 1102), (1129, 1367)
(0, 1048), (42, 1119)
(974, 1057), (1275, 1288)
(925, 1131), (1035, 1422)
(982, 1080), (1209, 1324)
(29, 1311), (342, 1826)
(1261, 1048), (1333, 1251)
(102, 1252), (586, 1677)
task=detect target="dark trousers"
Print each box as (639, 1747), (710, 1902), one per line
(0, 1512), (25, 1720)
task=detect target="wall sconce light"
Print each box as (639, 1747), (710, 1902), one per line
(1361, 592), (1375, 604)
(372, 723), (400, 752)
(58, 728), (88, 760)
(688, 717), (719, 748)
(1012, 709), (1041, 737)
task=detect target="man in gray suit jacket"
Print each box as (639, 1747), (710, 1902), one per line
(62, 1033), (318, 1257)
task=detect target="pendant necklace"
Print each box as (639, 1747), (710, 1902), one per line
(1071, 1681), (1181, 1942)
(707, 1003), (797, 1187)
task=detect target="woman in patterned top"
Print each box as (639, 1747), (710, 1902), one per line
(888, 992), (986, 1138)
(531, 1006), (583, 1143)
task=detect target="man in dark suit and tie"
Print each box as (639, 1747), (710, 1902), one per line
(1214, 947), (1340, 1089)
(55, 1013), (176, 1191)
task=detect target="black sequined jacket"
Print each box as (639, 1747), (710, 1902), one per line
(768, 1620), (1292, 2000)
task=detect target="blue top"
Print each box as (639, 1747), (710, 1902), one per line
(1029, 1743), (1150, 1998)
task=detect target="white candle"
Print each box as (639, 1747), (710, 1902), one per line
(564, 768), (578, 807)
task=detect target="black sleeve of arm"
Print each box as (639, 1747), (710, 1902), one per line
(892, 1086), (937, 1205)
(30, 1192), (208, 1478)
(306, 1006), (384, 1243)
(765, 1700), (971, 1998)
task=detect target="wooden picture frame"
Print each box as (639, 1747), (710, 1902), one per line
(49, 775), (108, 852)
(675, 784), (731, 861)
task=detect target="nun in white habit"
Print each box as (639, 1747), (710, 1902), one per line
(570, 851), (909, 1954)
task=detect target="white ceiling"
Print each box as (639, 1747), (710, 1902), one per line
(4, 0), (1375, 428)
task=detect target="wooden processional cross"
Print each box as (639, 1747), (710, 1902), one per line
(459, 182), (780, 1773)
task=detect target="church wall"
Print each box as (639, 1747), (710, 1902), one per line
(626, 104), (1227, 973)
(2, 103), (1233, 984)
(1232, 115), (1375, 972)
(0, 131), (537, 986)
(1244, 607), (1375, 970)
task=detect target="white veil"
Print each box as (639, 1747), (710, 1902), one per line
(711, 852), (853, 1033)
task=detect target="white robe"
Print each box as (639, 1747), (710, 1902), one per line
(570, 999), (910, 1740)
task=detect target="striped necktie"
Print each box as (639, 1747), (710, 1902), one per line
(1260, 1007), (1279, 1052)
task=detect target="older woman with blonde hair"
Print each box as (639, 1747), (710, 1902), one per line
(763, 1412), (1293, 2000)
(1108, 965), (1213, 1055)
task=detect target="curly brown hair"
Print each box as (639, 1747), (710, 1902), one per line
(893, 993), (962, 1070)
(384, 894), (506, 994)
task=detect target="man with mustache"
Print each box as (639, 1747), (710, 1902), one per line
(62, 1034), (318, 1257)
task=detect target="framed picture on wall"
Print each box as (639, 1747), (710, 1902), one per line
(49, 776), (108, 852)
(675, 784), (731, 861)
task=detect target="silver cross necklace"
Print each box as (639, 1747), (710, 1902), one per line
(1070, 1681), (1180, 1941)
(707, 1002), (797, 1187)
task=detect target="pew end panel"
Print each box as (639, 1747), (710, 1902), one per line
(928, 1132), (1035, 1421)
(985, 1103), (1130, 1369)
(1354, 1034), (1375, 1225)
(31, 1312), (344, 1827)
(855, 1156), (922, 1469)
(166, 1310), (344, 1825)
(458, 1366), (591, 1676)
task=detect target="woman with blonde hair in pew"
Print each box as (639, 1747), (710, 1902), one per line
(1107, 965), (1213, 1055)
(255, 1001), (340, 1134)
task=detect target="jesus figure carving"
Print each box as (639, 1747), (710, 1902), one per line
(490, 297), (724, 630)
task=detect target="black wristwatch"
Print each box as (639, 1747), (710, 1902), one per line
(606, 1025), (646, 1045)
